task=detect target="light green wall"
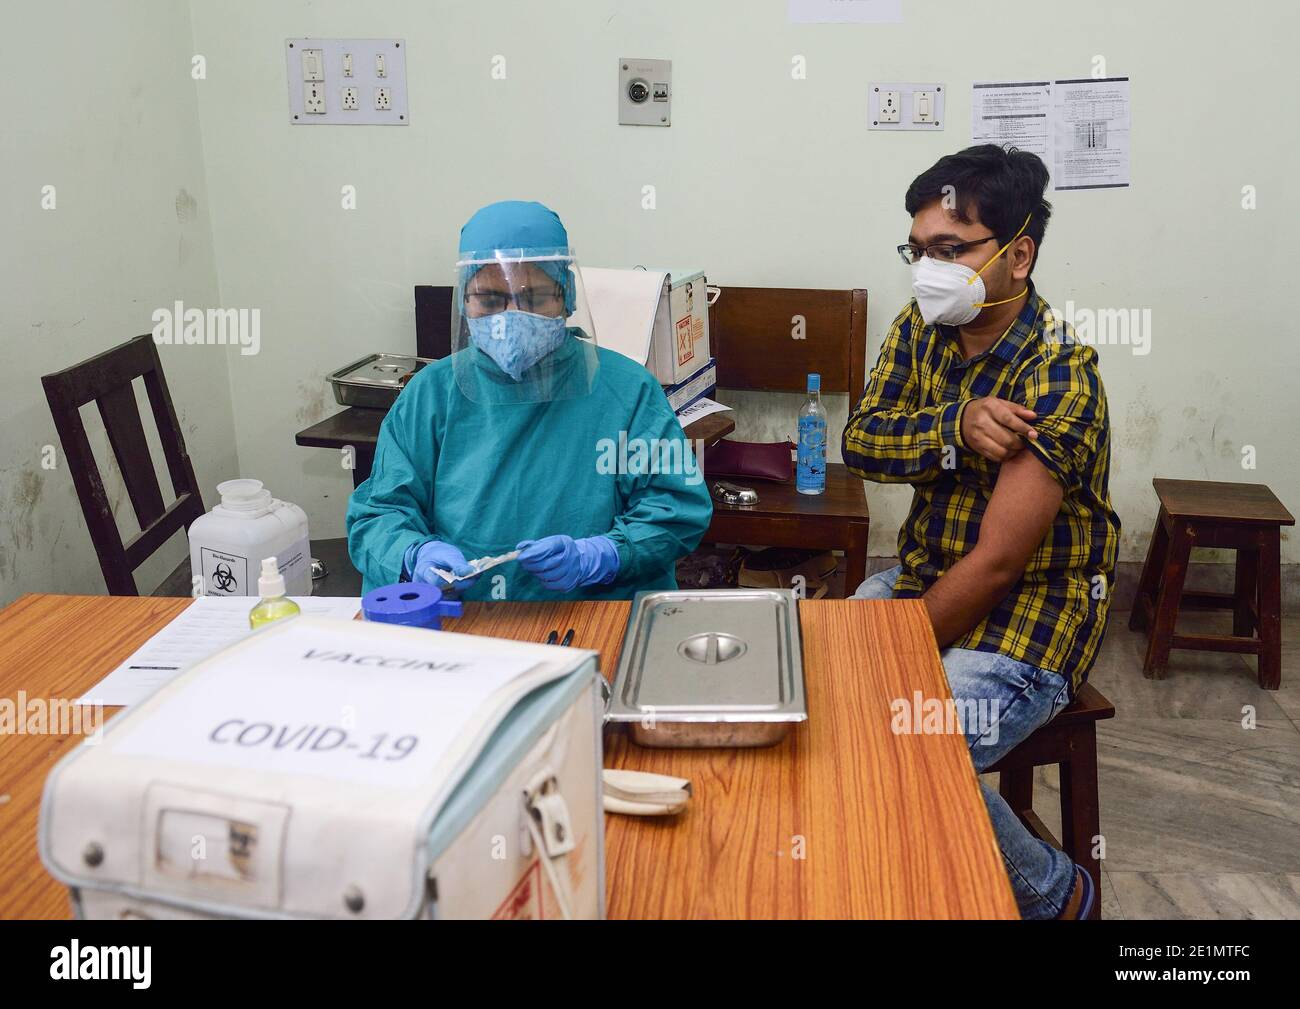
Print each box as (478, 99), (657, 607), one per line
(1, 0), (236, 604)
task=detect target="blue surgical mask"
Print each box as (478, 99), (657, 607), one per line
(467, 310), (568, 382)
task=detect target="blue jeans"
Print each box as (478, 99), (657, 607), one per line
(853, 564), (1078, 919)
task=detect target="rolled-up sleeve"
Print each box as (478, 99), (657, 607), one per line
(842, 306), (969, 484)
(1016, 343), (1106, 494)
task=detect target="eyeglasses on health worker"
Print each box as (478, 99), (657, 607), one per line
(346, 200), (713, 600)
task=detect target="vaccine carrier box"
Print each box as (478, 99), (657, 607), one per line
(582, 267), (712, 387)
(659, 268), (711, 386)
(40, 616), (605, 920)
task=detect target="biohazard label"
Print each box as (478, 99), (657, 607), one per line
(202, 547), (248, 596)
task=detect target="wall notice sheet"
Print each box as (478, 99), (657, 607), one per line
(970, 81), (1051, 160)
(972, 78), (1130, 190)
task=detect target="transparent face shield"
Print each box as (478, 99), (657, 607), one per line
(450, 247), (599, 404)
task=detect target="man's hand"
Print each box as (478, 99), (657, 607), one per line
(960, 396), (1039, 462)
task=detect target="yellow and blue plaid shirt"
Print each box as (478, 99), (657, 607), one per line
(843, 284), (1120, 693)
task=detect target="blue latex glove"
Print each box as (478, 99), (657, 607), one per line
(516, 535), (620, 593)
(403, 540), (479, 591)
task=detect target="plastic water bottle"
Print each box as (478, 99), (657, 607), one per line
(797, 373), (827, 495)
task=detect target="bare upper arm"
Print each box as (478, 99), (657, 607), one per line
(974, 449), (1064, 576)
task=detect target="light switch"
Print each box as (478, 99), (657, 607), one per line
(301, 48), (323, 82)
(913, 90), (935, 123)
(375, 53), (387, 78)
(342, 53), (353, 77)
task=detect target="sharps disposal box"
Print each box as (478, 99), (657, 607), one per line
(40, 616), (605, 919)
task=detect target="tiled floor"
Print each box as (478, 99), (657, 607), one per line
(982, 609), (1300, 920)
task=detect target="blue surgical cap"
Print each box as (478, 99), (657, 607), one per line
(459, 201), (575, 314)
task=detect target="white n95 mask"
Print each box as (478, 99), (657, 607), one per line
(909, 211), (1034, 327)
(910, 256), (986, 326)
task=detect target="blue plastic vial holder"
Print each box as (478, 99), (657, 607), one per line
(362, 582), (464, 630)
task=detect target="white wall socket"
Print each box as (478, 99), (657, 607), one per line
(374, 87), (391, 110)
(342, 86), (359, 110)
(869, 83), (945, 131)
(878, 90), (901, 123)
(304, 81), (325, 114)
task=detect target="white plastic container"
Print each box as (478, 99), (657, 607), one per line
(188, 479), (311, 597)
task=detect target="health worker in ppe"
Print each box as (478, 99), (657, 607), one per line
(346, 200), (713, 600)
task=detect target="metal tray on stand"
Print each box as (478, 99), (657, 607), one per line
(328, 353), (434, 408)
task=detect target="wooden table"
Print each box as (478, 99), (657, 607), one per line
(704, 462), (870, 595)
(297, 406), (737, 488)
(0, 594), (1017, 919)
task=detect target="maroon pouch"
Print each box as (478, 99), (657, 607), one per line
(703, 439), (796, 484)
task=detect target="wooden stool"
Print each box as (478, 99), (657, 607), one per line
(987, 683), (1115, 920)
(1129, 479), (1294, 689)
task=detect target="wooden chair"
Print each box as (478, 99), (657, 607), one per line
(702, 287), (871, 594)
(414, 284), (454, 360)
(42, 335), (206, 595)
(987, 682), (1115, 920)
(1129, 478), (1293, 689)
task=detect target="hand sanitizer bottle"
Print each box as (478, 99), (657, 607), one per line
(796, 373), (828, 495)
(249, 556), (302, 629)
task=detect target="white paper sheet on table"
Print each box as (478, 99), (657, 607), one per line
(79, 595), (362, 707)
(676, 397), (732, 424)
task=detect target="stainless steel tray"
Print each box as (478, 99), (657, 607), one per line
(329, 353), (434, 408)
(607, 589), (806, 748)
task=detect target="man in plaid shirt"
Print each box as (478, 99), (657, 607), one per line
(843, 145), (1120, 920)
